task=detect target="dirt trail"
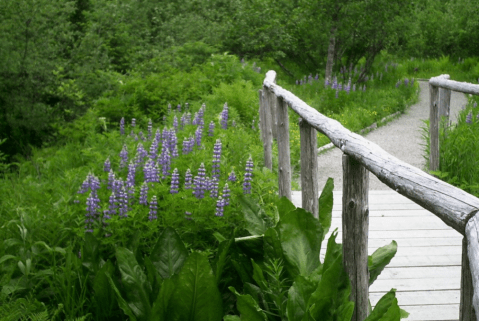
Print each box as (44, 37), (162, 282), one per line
(314, 81), (468, 191)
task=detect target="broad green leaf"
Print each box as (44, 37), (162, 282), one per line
(168, 252), (223, 321)
(224, 316), (241, 321)
(243, 282), (271, 312)
(144, 257), (161, 295)
(151, 277), (175, 321)
(263, 227), (283, 263)
(309, 232), (351, 321)
(251, 260), (267, 291)
(150, 227), (188, 279)
(213, 239), (233, 285)
(229, 287), (268, 321)
(287, 275), (316, 321)
(235, 235), (264, 262)
(319, 178), (334, 237)
(82, 232), (100, 274)
(0, 254), (17, 265)
(238, 195), (266, 235)
(365, 289), (401, 321)
(276, 196), (296, 220)
(93, 261), (116, 319)
(115, 247), (152, 321)
(369, 241), (397, 286)
(277, 208), (323, 277)
(107, 274), (138, 321)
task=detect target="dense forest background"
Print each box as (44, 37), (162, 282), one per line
(1, 0), (478, 161)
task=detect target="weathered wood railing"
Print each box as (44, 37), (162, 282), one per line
(259, 70), (479, 321)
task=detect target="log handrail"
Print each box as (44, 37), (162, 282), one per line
(260, 70), (479, 320)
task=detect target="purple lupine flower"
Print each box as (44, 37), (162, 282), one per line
(338, 83), (342, 91)
(120, 117), (125, 135)
(155, 128), (161, 142)
(221, 103), (229, 129)
(215, 196), (225, 217)
(208, 121), (215, 137)
(108, 170), (115, 190)
(147, 119), (152, 140)
(173, 116), (178, 132)
(126, 161), (136, 188)
(332, 77), (338, 90)
(131, 118), (136, 127)
(162, 127), (170, 147)
(177, 104), (181, 113)
(172, 144), (179, 158)
(120, 145), (128, 169)
(315, 74), (319, 80)
(143, 160), (152, 182)
(170, 168), (180, 194)
(138, 131), (146, 141)
(192, 163), (206, 199)
(151, 160), (160, 183)
(222, 183), (230, 206)
(105, 191), (117, 222)
(182, 137), (190, 155)
(204, 177), (212, 192)
(136, 143), (148, 165)
(85, 191), (101, 232)
(396, 81), (400, 88)
(149, 138), (159, 160)
(324, 79), (329, 87)
(195, 126), (203, 147)
(185, 211), (192, 220)
(212, 139), (222, 179)
(228, 170), (237, 182)
(243, 157), (253, 194)
(192, 112), (199, 125)
(404, 78), (409, 86)
(210, 177), (219, 198)
(184, 169), (192, 189)
(169, 129), (177, 154)
(180, 114), (187, 130)
(104, 157), (111, 172)
(159, 147), (171, 179)
(118, 186), (129, 218)
(149, 196), (158, 221)
(466, 112), (472, 124)
(139, 182), (148, 205)
(167, 103), (172, 114)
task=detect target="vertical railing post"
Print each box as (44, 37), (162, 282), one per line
(259, 89), (273, 170)
(267, 85), (278, 140)
(299, 118), (319, 217)
(429, 82), (440, 171)
(276, 96), (291, 200)
(460, 237), (476, 321)
(342, 154), (369, 321)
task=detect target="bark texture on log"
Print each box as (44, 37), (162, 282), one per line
(461, 237), (477, 321)
(342, 154), (369, 321)
(299, 118), (318, 217)
(276, 96), (291, 200)
(264, 70), (479, 234)
(259, 89), (273, 170)
(430, 76), (479, 96)
(466, 214), (479, 321)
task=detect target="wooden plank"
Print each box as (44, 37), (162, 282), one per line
(370, 290), (460, 306)
(398, 304), (459, 321)
(299, 118), (319, 217)
(465, 214), (479, 319)
(430, 76), (479, 96)
(264, 70), (479, 234)
(276, 96), (291, 200)
(342, 154), (369, 321)
(367, 237), (462, 247)
(377, 266), (461, 279)
(370, 277), (460, 292)
(333, 228), (460, 239)
(332, 209), (440, 217)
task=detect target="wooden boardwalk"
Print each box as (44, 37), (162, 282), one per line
(291, 190), (463, 321)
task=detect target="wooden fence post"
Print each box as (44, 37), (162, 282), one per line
(342, 154), (369, 321)
(429, 83), (440, 171)
(466, 215), (479, 321)
(276, 96), (291, 200)
(299, 118), (319, 217)
(259, 89), (273, 170)
(267, 86), (278, 140)
(460, 237), (477, 321)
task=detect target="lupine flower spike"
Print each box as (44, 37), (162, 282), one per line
(120, 145), (128, 169)
(170, 168), (180, 194)
(212, 139), (222, 179)
(243, 157), (253, 194)
(222, 183), (230, 206)
(221, 103), (229, 129)
(215, 196), (225, 217)
(149, 196), (158, 221)
(139, 182), (148, 205)
(184, 169), (192, 189)
(228, 170), (237, 182)
(120, 117), (125, 135)
(104, 157), (111, 172)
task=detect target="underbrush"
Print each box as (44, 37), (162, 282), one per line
(432, 95), (479, 196)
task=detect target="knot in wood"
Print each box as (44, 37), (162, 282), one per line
(348, 200), (355, 209)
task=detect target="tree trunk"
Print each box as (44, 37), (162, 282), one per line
(325, 27), (337, 83)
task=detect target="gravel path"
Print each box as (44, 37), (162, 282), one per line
(314, 81), (468, 191)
